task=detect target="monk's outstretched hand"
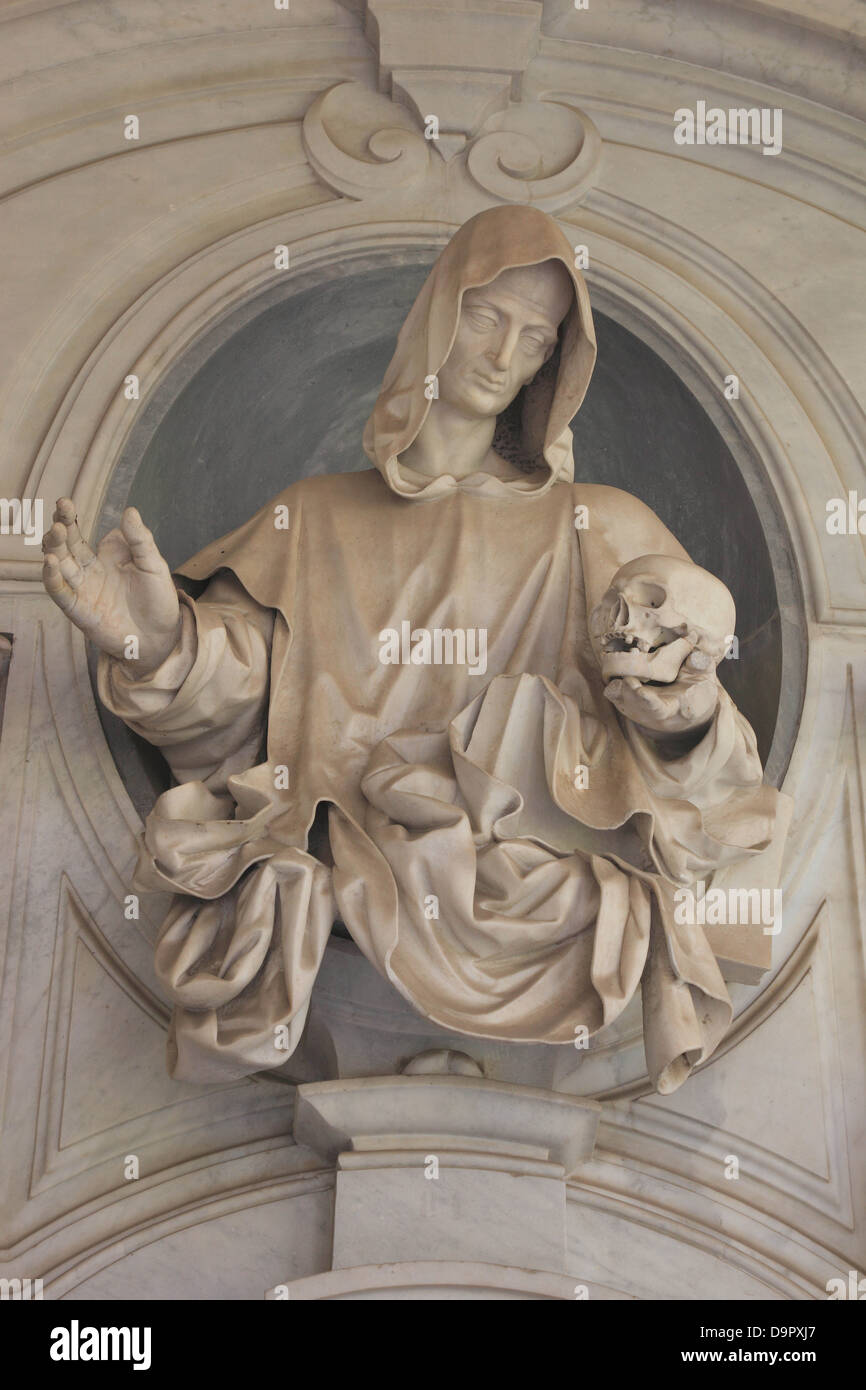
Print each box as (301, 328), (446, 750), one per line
(42, 499), (182, 674)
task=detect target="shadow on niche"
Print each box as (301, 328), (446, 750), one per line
(92, 262), (786, 820)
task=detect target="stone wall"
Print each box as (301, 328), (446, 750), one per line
(0, 0), (863, 1299)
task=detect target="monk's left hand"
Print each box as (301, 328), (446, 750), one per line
(604, 659), (719, 740)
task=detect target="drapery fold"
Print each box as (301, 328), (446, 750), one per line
(98, 207), (786, 1091)
(106, 544), (779, 1089)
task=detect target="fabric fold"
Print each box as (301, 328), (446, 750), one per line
(99, 205), (786, 1092)
(132, 769), (334, 1082)
(343, 672), (743, 1083)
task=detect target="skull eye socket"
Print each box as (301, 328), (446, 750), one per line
(625, 580), (667, 611)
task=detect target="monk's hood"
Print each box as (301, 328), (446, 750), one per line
(362, 205), (597, 501)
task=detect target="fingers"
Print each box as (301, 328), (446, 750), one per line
(605, 677), (668, 722)
(604, 672), (719, 737)
(50, 498), (162, 577)
(120, 507), (165, 574)
(43, 507), (97, 619)
(625, 675), (668, 717)
(53, 497), (95, 568)
(604, 676), (678, 733)
(42, 518), (90, 589)
(42, 553), (79, 615)
(42, 519), (70, 563)
(603, 678), (638, 723)
(679, 679), (718, 726)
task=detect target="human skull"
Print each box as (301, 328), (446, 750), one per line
(589, 554), (736, 685)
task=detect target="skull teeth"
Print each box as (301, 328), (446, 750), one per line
(602, 631), (654, 654)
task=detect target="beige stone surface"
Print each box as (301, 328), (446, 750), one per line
(0, 0), (862, 1299)
(40, 209), (785, 1096)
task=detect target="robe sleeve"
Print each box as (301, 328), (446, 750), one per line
(97, 570), (274, 793)
(624, 685), (763, 806)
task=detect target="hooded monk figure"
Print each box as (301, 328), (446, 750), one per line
(42, 207), (782, 1093)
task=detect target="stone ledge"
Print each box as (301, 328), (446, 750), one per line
(294, 1073), (601, 1178)
(267, 1259), (631, 1300)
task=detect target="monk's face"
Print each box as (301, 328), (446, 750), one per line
(436, 261), (573, 419)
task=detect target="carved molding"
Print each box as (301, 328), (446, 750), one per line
(2, 205), (840, 1050)
(0, 603), (299, 1264)
(302, 79), (601, 211)
(0, 200), (849, 1099)
(0, 634), (10, 734)
(269, 1260), (612, 1300)
(366, 0), (541, 160)
(0, 0), (863, 1298)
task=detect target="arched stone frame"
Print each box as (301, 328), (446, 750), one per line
(0, 195), (846, 1298)
(29, 199), (812, 1038)
(1, 1), (862, 1301)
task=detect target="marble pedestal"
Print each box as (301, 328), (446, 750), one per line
(267, 1072), (605, 1300)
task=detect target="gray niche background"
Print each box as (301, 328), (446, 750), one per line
(94, 255), (802, 818)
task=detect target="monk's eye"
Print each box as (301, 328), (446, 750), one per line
(521, 333), (547, 353)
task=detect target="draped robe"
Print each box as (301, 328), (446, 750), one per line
(98, 207), (783, 1093)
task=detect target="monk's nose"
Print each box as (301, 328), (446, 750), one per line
(490, 327), (520, 371)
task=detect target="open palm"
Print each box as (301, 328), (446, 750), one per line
(42, 498), (181, 674)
